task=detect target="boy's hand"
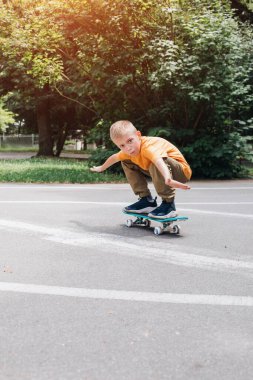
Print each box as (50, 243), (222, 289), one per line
(165, 178), (191, 190)
(90, 166), (103, 173)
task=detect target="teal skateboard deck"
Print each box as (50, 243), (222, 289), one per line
(123, 211), (188, 235)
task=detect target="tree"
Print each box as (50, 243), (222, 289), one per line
(0, 0), (78, 155)
(0, 0), (252, 177)
(146, 0), (253, 176)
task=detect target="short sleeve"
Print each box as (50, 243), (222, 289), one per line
(116, 151), (130, 161)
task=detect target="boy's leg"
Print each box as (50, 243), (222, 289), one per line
(148, 157), (188, 218)
(121, 160), (157, 213)
(121, 160), (151, 198)
(149, 157), (188, 201)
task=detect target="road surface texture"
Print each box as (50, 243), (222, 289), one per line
(0, 180), (252, 380)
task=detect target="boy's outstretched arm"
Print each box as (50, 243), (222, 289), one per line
(155, 157), (191, 190)
(90, 153), (120, 173)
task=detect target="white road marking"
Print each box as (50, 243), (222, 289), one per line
(0, 185), (252, 190)
(0, 219), (253, 275)
(191, 187), (253, 191)
(0, 201), (253, 219)
(179, 208), (253, 219)
(0, 201), (253, 205)
(1, 201), (123, 204)
(0, 282), (252, 306)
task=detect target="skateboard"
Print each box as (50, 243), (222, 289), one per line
(123, 211), (188, 236)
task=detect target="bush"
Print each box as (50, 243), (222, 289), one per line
(182, 132), (252, 178)
(88, 148), (123, 174)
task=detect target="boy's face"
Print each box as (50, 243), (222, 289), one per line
(113, 131), (141, 156)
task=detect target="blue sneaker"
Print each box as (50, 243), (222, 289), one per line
(124, 196), (157, 214)
(148, 200), (178, 219)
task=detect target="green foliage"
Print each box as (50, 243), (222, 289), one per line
(149, 1), (253, 132)
(0, 1), (64, 90)
(182, 132), (253, 178)
(88, 148), (123, 174)
(0, 100), (15, 132)
(147, 0), (253, 176)
(86, 119), (112, 147)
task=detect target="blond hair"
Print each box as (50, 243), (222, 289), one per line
(110, 120), (137, 141)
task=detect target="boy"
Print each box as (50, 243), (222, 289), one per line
(90, 120), (191, 218)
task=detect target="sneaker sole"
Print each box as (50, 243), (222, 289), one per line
(124, 206), (157, 214)
(148, 211), (178, 219)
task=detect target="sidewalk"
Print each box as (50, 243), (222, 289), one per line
(0, 151), (90, 160)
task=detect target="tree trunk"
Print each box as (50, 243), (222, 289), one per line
(55, 122), (69, 157)
(36, 97), (54, 156)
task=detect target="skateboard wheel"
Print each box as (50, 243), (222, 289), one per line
(173, 224), (180, 234)
(144, 219), (151, 227)
(154, 227), (163, 235)
(126, 219), (133, 228)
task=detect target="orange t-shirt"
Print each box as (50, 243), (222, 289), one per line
(116, 136), (192, 180)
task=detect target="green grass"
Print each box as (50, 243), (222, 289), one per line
(0, 158), (125, 183)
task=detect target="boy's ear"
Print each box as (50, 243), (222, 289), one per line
(136, 130), (142, 137)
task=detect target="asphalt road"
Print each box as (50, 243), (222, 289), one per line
(0, 180), (253, 380)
